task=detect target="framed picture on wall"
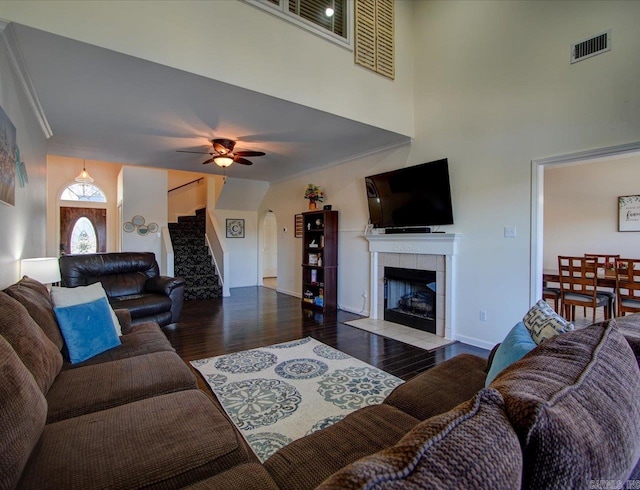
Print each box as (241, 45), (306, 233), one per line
(0, 105), (17, 207)
(226, 218), (245, 238)
(294, 214), (303, 238)
(619, 195), (640, 231)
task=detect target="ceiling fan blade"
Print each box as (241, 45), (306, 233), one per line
(233, 156), (253, 166)
(201, 158), (215, 165)
(177, 150), (213, 155)
(234, 150), (265, 157)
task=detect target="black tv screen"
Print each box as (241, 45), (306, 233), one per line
(365, 159), (454, 228)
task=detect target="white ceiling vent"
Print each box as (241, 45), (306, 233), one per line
(571, 30), (611, 64)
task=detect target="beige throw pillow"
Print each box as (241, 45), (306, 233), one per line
(523, 299), (574, 344)
(51, 283), (122, 336)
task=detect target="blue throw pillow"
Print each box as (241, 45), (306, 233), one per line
(54, 297), (121, 364)
(485, 321), (537, 386)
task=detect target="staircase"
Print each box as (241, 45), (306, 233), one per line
(168, 208), (222, 301)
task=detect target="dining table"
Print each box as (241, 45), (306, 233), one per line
(543, 269), (617, 289)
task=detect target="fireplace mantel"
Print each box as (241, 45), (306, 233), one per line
(363, 233), (461, 339)
(364, 233), (460, 256)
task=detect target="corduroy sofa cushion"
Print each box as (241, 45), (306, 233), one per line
(264, 404), (419, 490)
(4, 276), (65, 350)
(61, 322), (175, 370)
(46, 351), (197, 423)
(384, 353), (488, 420)
(0, 292), (62, 394)
(318, 388), (522, 489)
(490, 320), (640, 488)
(18, 390), (249, 489)
(0, 335), (48, 490)
(612, 313), (640, 368)
(183, 463), (279, 490)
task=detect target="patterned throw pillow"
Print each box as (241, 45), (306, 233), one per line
(523, 300), (574, 344)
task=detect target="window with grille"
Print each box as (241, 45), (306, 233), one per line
(246, 0), (350, 47)
(70, 217), (98, 254)
(60, 182), (107, 202)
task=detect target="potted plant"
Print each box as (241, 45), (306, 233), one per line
(304, 184), (325, 210)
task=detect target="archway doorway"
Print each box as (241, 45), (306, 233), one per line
(262, 211), (278, 290)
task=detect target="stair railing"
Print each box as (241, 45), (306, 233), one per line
(205, 209), (230, 297)
(160, 226), (175, 277)
(168, 177), (204, 194)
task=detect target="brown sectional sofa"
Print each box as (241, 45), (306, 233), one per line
(1, 277), (254, 489)
(3, 273), (640, 489)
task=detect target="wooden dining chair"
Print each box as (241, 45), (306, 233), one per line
(558, 256), (613, 322)
(615, 258), (640, 317)
(542, 286), (561, 312)
(583, 254), (618, 316)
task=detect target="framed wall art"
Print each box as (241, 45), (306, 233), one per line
(294, 214), (303, 238)
(0, 105), (17, 206)
(619, 195), (640, 232)
(226, 218), (245, 238)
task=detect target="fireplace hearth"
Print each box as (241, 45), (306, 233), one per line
(384, 267), (436, 333)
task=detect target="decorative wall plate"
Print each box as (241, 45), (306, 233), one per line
(147, 222), (159, 233)
(131, 215), (145, 226)
(123, 222), (135, 233)
(137, 225), (149, 236)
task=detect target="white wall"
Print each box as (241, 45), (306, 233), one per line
(544, 155), (640, 269)
(120, 166), (167, 260)
(214, 209), (258, 288)
(0, 25), (48, 288)
(409, 0), (640, 347)
(216, 177), (269, 212)
(259, 143), (412, 306)
(46, 156), (122, 256)
(167, 169), (206, 222)
(0, 0), (415, 137)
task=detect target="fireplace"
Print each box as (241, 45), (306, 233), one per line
(384, 267), (436, 333)
(364, 232), (460, 339)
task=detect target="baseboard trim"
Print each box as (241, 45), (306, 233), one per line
(276, 287), (300, 298)
(454, 334), (496, 351)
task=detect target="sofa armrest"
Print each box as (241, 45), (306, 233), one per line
(114, 308), (133, 335)
(145, 276), (185, 324)
(145, 276), (185, 296)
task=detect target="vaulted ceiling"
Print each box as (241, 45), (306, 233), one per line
(11, 23), (411, 183)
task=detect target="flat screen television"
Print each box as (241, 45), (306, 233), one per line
(365, 158), (454, 229)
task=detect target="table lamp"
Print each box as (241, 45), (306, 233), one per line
(20, 257), (61, 286)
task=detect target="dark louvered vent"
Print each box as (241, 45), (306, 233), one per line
(571, 30), (611, 64)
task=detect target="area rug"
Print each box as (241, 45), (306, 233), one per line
(191, 337), (404, 462)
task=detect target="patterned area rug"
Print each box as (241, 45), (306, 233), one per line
(191, 337), (404, 462)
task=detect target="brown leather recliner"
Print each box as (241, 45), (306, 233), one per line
(59, 252), (185, 327)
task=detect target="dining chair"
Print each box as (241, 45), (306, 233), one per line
(542, 286), (561, 312)
(615, 258), (640, 317)
(558, 256), (613, 322)
(584, 254), (618, 315)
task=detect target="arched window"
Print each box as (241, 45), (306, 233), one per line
(61, 182), (106, 202)
(70, 217), (98, 254)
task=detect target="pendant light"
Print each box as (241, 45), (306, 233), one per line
(75, 160), (94, 183)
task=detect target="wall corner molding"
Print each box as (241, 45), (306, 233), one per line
(0, 22), (53, 139)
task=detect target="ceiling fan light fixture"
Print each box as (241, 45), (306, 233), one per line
(214, 156), (234, 168)
(75, 160), (94, 183)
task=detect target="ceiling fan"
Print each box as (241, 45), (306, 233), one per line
(177, 138), (265, 168)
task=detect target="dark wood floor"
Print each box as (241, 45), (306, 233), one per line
(162, 286), (489, 381)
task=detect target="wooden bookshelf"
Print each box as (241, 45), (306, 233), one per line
(301, 210), (338, 311)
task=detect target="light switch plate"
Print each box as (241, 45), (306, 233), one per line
(504, 226), (517, 238)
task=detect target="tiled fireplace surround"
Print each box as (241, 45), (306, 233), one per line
(364, 233), (461, 340)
